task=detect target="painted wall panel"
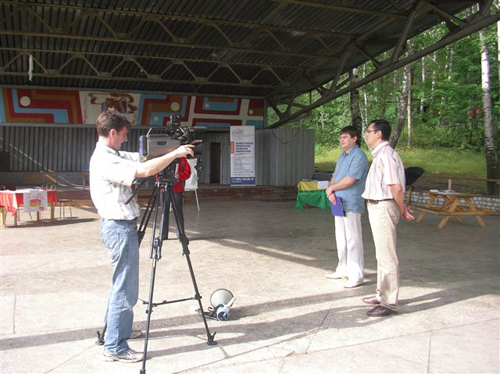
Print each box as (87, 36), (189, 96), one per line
(1, 88), (264, 128)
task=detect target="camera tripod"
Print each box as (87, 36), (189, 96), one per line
(96, 166), (217, 374)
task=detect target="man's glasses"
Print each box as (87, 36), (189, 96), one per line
(365, 129), (378, 134)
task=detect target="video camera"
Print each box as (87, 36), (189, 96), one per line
(139, 114), (203, 159)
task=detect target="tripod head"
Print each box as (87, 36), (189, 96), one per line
(156, 159), (180, 185)
(124, 159), (181, 206)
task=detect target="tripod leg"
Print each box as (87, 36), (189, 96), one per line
(141, 185), (166, 374)
(140, 257), (159, 374)
(138, 183), (158, 245)
(161, 190), (170, 241)
(167, 185), (217, 346)
(96, 324), (106, 345)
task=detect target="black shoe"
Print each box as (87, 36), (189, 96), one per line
(366, 305), (397, 317)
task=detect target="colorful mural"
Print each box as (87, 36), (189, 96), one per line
(2, 88), (82, 124)
(194, 96), (241, 115)
(138, 94), (190, 126)
(0, 87), (265, 128)
(81, 92), (139, 125)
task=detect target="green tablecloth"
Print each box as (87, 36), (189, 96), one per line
(295, 190), (329, 209)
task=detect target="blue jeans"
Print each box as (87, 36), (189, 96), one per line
(100, 218), (139, 354)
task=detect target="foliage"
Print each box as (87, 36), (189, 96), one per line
(315, 146), (486, 179)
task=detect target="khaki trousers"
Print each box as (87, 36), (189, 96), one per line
(367, 200), (400, 310)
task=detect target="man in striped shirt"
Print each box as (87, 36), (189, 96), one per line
(361, 119), (414, 317)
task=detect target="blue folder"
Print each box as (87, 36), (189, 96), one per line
(329, 196), (345, 217)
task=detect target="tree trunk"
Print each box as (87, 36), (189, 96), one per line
(447, 46), (455, 81)
(407, 67), (413, 147)
(390, 57), (411, 149)
(320, 111), (325, 134)
(437, 46), (455, 127)
(479, 29), (497, 195)
(497, 13), (500, 192)
(362, 64), (369, 133)
(430, 51), (437, 101)
(349, 68), (362, 132)
(420, 56), (426, 114)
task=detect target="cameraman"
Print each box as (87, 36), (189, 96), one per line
(89, 108), (193, 363)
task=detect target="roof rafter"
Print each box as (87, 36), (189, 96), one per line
(275, 0), (408, 19)
(0, 30), (338, 61)
(0, 0), (358, 38)
(0, 46), (306, 71)
(0, 49), (285, 89)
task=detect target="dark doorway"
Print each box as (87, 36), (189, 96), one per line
(210, 142), (221, 183)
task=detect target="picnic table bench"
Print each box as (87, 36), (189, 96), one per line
(411, 191), (489, 229)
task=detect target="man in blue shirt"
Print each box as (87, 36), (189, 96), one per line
(325, 126), (369, 288)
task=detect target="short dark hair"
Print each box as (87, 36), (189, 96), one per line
(340, 125), (361, 146)
(369, 119), (391, 140)
(95, 108), (131, 137)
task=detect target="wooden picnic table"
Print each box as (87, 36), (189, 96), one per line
(412, 191), (488, 229)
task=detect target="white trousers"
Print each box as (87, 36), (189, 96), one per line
(334, 212), (364, 283)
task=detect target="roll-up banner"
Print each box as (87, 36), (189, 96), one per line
(230, 126), (255, 186)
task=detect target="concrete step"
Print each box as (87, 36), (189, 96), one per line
(53, 185), (297, 206)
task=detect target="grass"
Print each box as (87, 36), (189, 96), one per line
(315, 146), (486, 178)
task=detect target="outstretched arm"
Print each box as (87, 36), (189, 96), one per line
(135, 145), (194, 178)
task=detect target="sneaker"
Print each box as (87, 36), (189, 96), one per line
(130, 329), (143, 339)
(343, 279), (364, 288)
(103, 348), (144, 363)
(325, 272), (346, 279)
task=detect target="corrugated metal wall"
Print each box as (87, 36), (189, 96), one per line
(258, 128), (315, 186)
(0, 124), (148, 172)
(198, 128), (315, 186)
(0, 125), (314, 186)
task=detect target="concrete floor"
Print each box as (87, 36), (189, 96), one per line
(1, 199), (499, 374)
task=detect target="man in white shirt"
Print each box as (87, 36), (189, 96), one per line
(361, 119), (414, 317)
(90, 108), (193, 362)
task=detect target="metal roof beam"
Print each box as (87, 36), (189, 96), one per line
(0, 30), (337, 61)
(0, 1), (357, 39)
(328, 49), (350, 94)
(0, 70), (277, 89)
(0, 50), (278, 89)
(387, 0), (403, 13)
(268, 10), (500, 128)
(352, 44), (382, 69)
(391, 6), (418, 63)
(0, 46), (307, 71)
(275, 0), (407, 19)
